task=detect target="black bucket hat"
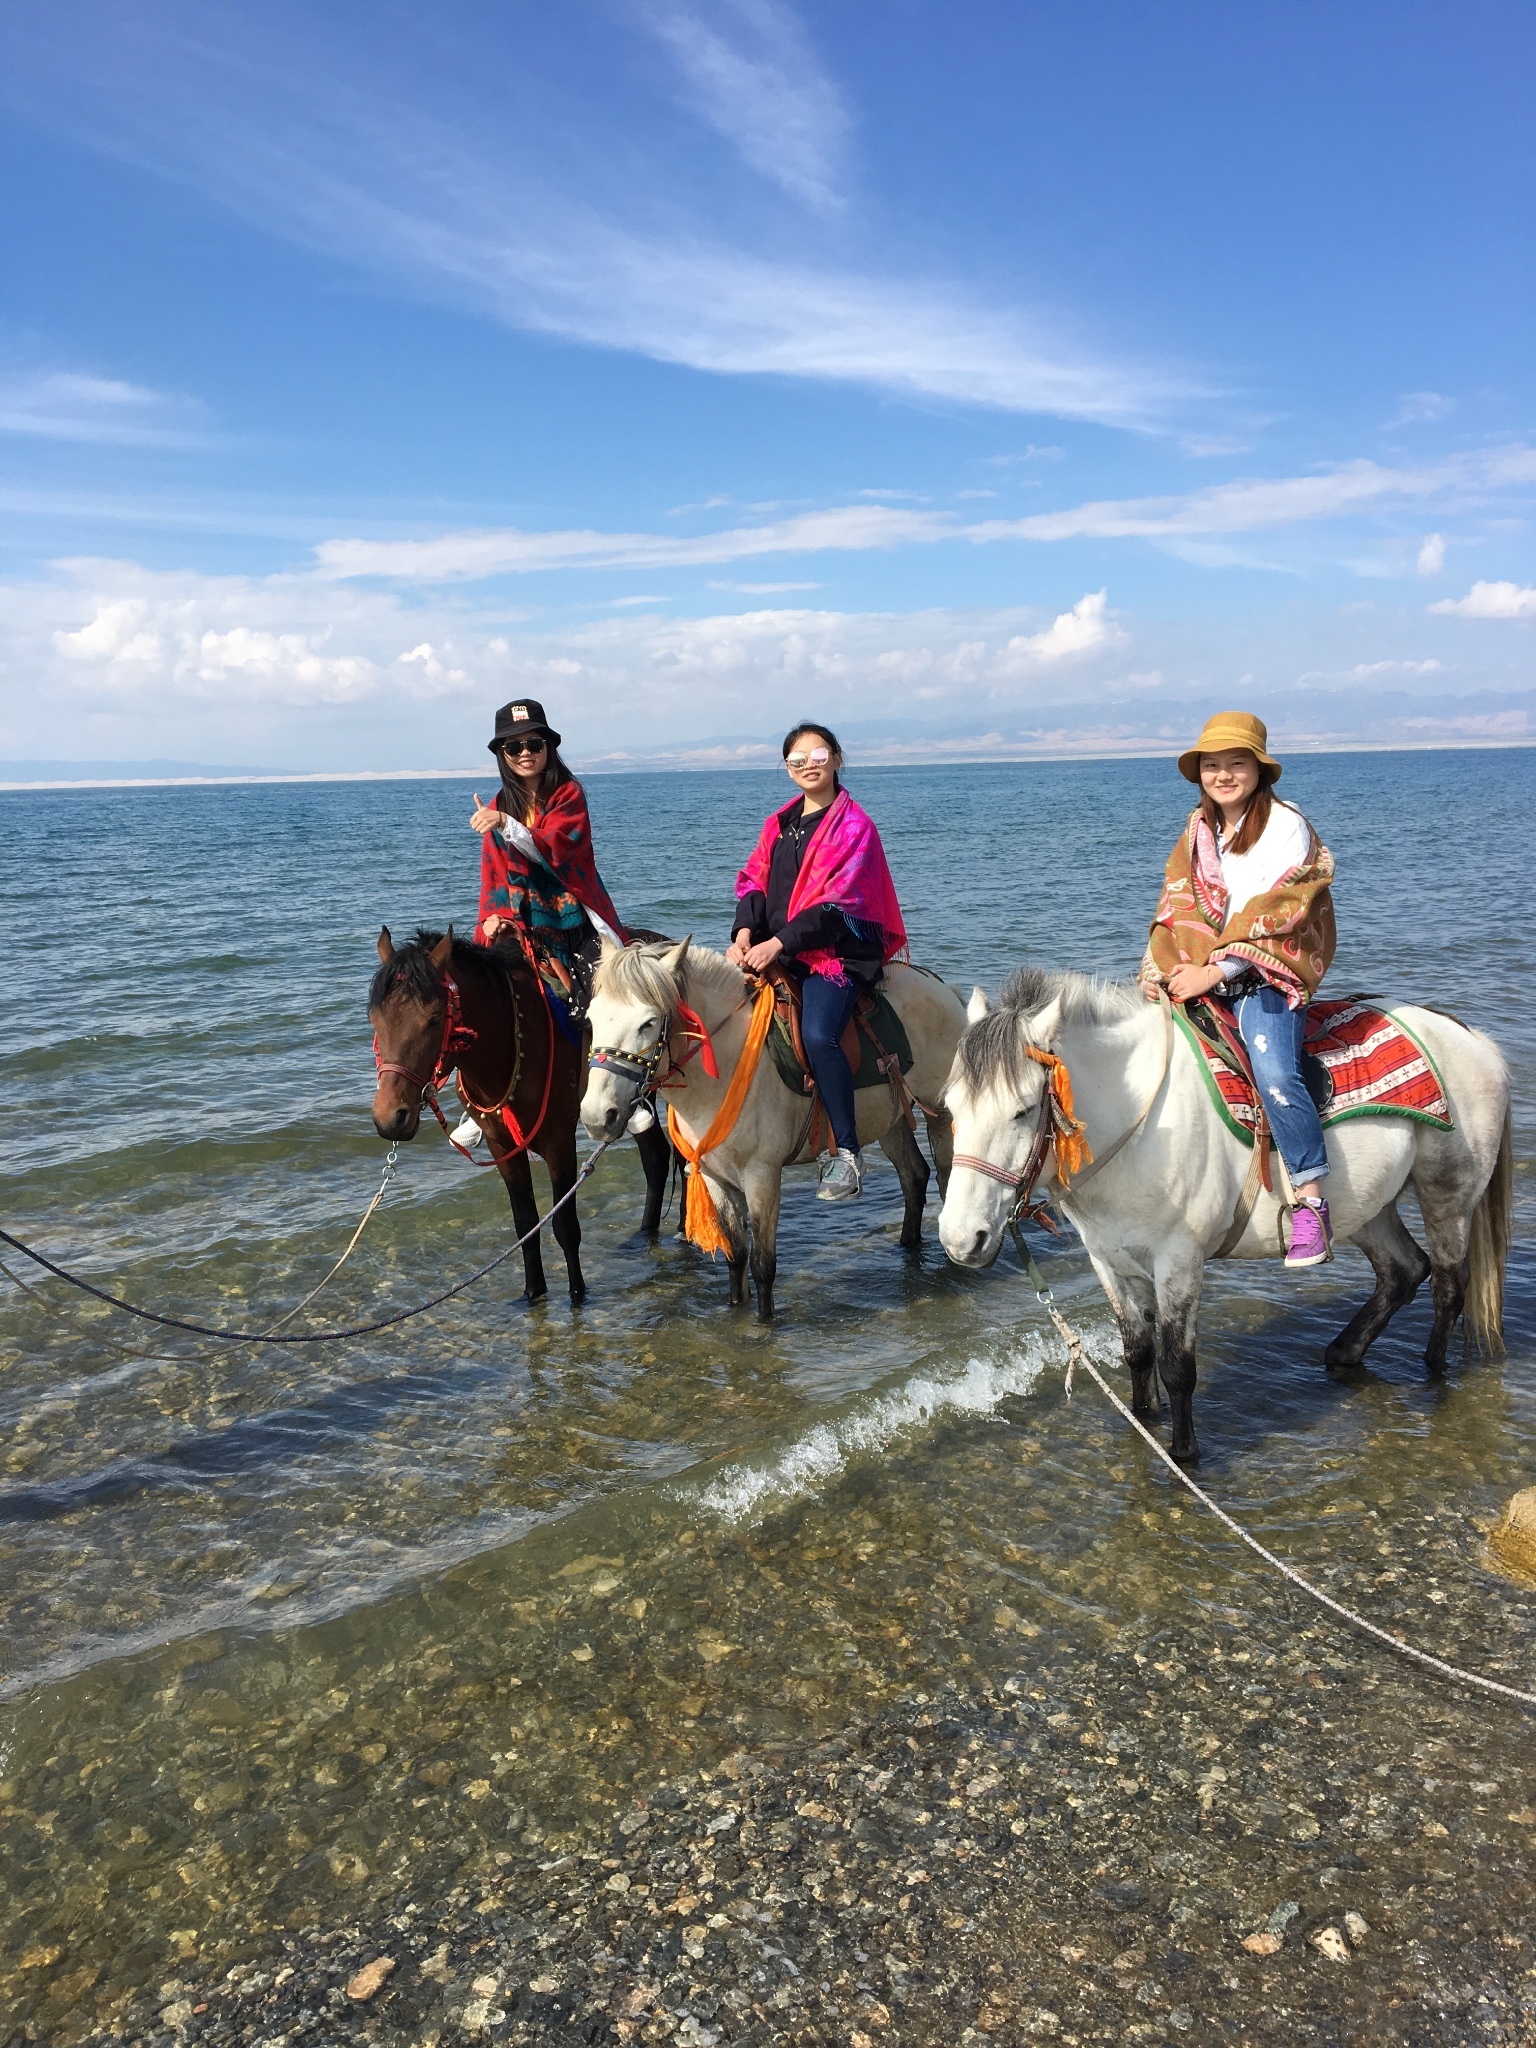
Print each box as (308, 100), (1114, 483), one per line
(488, 698), (562, 753)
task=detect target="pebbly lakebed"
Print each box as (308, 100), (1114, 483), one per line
(2, 749), (1534, 2046)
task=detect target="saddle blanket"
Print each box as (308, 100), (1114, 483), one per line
(1183, 999), (1453, 1142)
(766, 983), (914, 1097)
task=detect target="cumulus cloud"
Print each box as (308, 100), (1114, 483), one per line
(1429, 581), (1536, 620)
(1416, 533), (1445, 577)
(9, 556), (1138, 744)
(640, 0), (849, 209)
(997, 591), (1125, 670)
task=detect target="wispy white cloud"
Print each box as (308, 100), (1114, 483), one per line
(1299, 658), (1445, 681)
(1388, 390), (1454, 427)
(639, 0), (849, 209)
(708, 579), (821, 591)
(0, 369), (210, 446)
(1, 8), (1180, 429)
(315, 504), (948, 580)
(1429, 581), (1536, 620)
(314, 445), (1536, 583)
(984, 447), (1536, 543)
(1416, 533), (1446, 577)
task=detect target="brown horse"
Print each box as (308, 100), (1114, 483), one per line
(369, 926), (673, 1304)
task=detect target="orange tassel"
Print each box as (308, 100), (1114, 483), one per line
(1026, 1046), (1093, 1189)
(667, 980), (778, 1258)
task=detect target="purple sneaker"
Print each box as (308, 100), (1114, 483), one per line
(1286, 1197), (1333, 1268)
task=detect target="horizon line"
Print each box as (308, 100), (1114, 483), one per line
(2, 736), (1532, 794)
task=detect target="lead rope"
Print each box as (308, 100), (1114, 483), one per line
(1009, 1222), (1536, 1712)
(0, 1137), (618, 1346)
(0, 1145), (401, 1365)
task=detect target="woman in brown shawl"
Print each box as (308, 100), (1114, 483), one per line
(1142, 711), (1338, 1268)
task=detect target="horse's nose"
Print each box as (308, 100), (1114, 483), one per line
(940, 1222), (992, 1267)
(582, 1095), (622, 1141)
(373, 1102), (417, 1141)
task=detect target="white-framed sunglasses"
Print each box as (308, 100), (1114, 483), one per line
(785, 747), (831, 770)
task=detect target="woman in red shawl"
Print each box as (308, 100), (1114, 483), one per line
(728, 723), (906, 1202)
(469, 698), (626, 1021)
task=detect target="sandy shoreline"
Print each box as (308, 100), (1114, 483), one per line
(81, 1633), (1536, 2048)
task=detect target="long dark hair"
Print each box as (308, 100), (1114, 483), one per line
(499, 741), (576, 824)
(1198, 755), (1277, 855)
(783, 721), (843, 795)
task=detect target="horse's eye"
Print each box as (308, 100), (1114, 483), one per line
(1013, 1108), (1031, 1123)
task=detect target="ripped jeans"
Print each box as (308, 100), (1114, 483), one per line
(1224, 980), (1330, 1184)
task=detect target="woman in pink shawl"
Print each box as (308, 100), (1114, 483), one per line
(727, 723), (906, 1202)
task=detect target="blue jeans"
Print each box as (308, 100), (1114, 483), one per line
(1226, 981), (1329, 1184)
(800, 972), (861, 1155)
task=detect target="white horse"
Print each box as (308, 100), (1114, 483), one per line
(581, 939), (967, 1316)
(938, 967), (1513, 1463)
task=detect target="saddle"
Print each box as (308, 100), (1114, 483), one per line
(1178, 994), (1454, 1251)
(764, 972), (915, 1110)
(1182, 997), (1335, 1117)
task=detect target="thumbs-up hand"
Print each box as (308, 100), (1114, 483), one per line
(470, 791), (501, 835)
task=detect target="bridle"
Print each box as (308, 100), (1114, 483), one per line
(951, 988), (1174, 1228)
(374, 970), (479, 1131)
(588, 986), (754, 1127)
(374, 965), (545, 1162)
(952, 1043), (1089, 1230)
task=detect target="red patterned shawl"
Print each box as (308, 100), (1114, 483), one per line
(476, 778), (626, 943)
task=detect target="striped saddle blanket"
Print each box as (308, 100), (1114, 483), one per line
(1191, 998), (1453, 1138)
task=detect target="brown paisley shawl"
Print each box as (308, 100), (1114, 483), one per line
(1141, 806), (1337, 1009)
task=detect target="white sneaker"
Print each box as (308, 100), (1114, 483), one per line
(816, 1150), (863, 1201)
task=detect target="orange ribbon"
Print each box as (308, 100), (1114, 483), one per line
(666, 980), (778, 1257)
(1025, 1045), (1093, 1188)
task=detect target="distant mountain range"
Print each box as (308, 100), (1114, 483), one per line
(0, 759), (275, 783)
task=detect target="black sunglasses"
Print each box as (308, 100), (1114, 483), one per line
(498, 736), (547, 756)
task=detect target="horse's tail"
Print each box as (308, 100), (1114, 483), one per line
(1465, 1102), (1513, 1354)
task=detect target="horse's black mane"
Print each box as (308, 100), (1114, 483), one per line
(368, 928), (513, 1013)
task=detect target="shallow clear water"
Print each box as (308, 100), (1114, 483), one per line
(1, 751), (1532, 2037)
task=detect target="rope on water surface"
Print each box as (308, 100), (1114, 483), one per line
(1013, 1230), (1536, 1713)
(0, 1138), (618, 1347)
(0, 1147), (404, 1365)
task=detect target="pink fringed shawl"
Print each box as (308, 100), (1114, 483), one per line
(736, 788), (907, 982)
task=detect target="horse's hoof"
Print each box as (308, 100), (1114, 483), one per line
(1324, 1346), (1364, 1376)
(569, 1285), (588, 1306)
(1131, 1401), (1158, 1424)
(521, 1287), (548, 1307)
(1171, 1440), (1200, 1467)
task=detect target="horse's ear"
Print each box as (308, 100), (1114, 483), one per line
(429, 927), (454, 973)
(378, 925), (395, 964)
(663, 935), (692, 982)
(967, 986), (990, 1024)
(1029, 995), (1066, 1049)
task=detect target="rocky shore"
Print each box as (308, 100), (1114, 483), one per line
(80, 1627), (1536, 2048)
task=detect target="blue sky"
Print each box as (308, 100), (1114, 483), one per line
(1, 0), (1532, 771)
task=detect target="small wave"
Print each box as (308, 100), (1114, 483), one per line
(692, 1334), (1057, 1526)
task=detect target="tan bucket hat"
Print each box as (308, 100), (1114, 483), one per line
(1177, 709), (1282, 784)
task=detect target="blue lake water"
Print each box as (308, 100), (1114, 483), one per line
(1, 748), (1532, 2035)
